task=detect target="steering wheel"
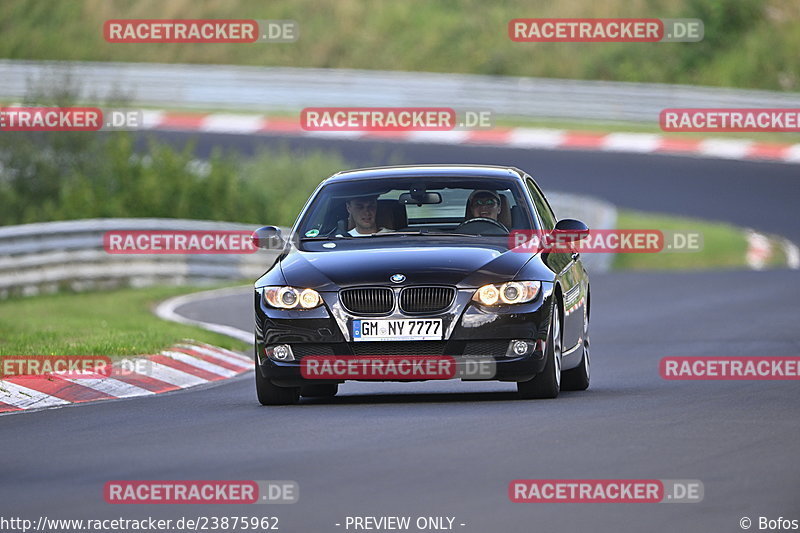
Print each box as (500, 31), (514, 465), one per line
(455, 217), (509, 235)
(318, 219), (350, 238)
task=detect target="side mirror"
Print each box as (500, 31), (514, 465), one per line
(553, 219), (589, 243)
(251, 226), (285, 249)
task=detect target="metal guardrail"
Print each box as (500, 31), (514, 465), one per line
(2, 60), (799, 123)
(0, 219), (280, 299)
(0, 195), (616, 299)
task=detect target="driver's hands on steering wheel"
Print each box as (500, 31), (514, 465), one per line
(455, 217), (509, 234)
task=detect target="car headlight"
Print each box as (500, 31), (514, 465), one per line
(472, 281), (540, 306)
(262, 286), (322, 309)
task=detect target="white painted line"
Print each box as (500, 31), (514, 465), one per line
(602, 133), (661, 153)
(0, 381), (70, 409)
(698, 139), (753, 160)
(155, 286), (253, 344)
(201, 114), (266, 134)
(405, 130), (470, 144)
(61, 375), (154, 398)
(781, 239), (800, 270)
(140, 110), (166, 129)
(175, 344), (251, 368)
(506, 128), (566, 149)
(784, 144), (800, 163)
(134, 360), (208, 388)
(198, 343), (252, 363)
(745, 230), (772, 270)
(160, 350), (238, 378)
(306, 130), (366, 140)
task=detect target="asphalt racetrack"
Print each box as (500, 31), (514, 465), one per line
(2, 134), (799, 532)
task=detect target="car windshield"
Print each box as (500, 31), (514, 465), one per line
(296, 177), (536, 240)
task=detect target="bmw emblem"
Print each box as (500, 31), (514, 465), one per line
(390, 273), (406, 283)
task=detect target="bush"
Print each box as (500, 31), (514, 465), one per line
(0, 130), (349, 227)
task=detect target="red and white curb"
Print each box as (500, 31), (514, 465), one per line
(0, 342), (251, 414)
(139, 111), (800, 165)
(745, 230), (800, 270)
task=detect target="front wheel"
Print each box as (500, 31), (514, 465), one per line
(255, 357), (300, 405)
(517, 303), (562, 399)
(562, 305), (590, 391)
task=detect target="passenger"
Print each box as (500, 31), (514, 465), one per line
(466, 190), (502, 221)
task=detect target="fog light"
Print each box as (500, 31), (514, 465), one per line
(265, 344), (294, 362)
(506, 339), (534, 357)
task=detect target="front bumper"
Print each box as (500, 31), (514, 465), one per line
(254, 285), (554, 386)
(258, 354), (547, 387)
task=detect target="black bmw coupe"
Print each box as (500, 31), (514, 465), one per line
(252, 165), (591, 404)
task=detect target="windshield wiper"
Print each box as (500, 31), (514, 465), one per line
(301, 232), (417, 239)
(353, 231), (480, 237)
(301, 230), (492, 239)
(417, 231), (481, 237)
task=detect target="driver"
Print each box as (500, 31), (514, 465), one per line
(466, 189), (502, 221)
(346, 195), (391, 237)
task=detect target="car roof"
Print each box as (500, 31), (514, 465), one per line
(324, 165), (525, 184)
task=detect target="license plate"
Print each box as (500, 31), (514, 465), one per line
(352, 319), (443, 341)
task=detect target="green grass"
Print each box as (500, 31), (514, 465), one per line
(613, 209), (760, 270)
(0, 130), (351, 227)
(1, 0), (798, 91)
(0, 284), (250, 356)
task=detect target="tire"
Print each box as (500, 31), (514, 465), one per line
(255, 357), (300, 405)
(300, 384), (339, 398)
(561, 303), (590, 391)
(517, 302), (562, 399)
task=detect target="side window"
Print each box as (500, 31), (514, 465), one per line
(526, 178), (556, 230)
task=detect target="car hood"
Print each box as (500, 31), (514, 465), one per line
(279, 240), (534, 290)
